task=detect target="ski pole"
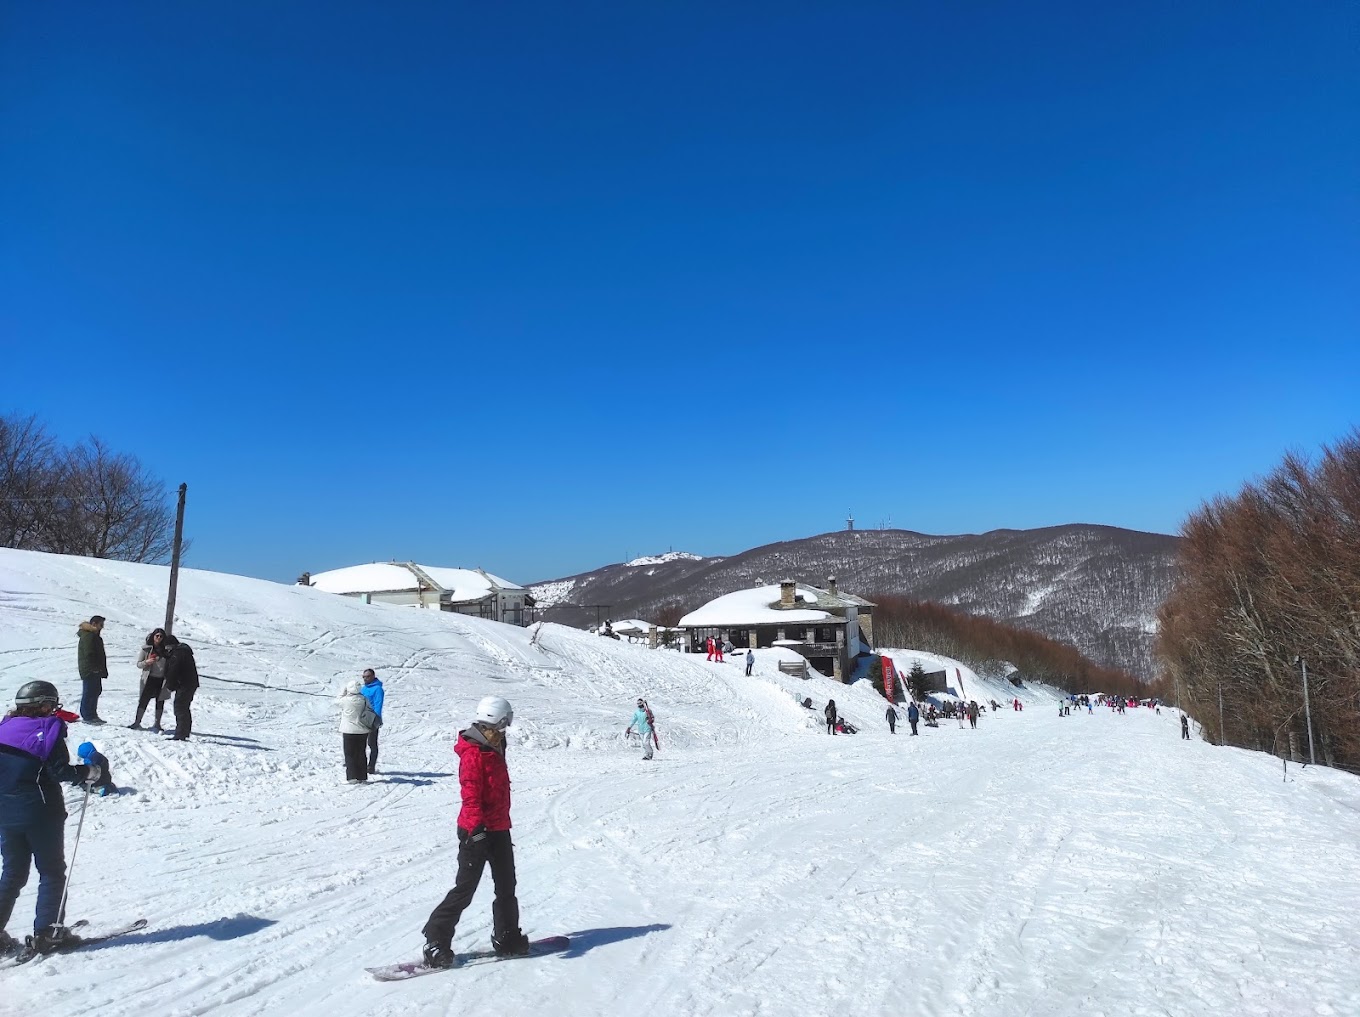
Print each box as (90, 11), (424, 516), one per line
(53, 778), (94, 934)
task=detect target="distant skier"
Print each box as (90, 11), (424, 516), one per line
(75, 741), (116, 795)
(706, 637), (715, 662)
(161, 635), (199, 741)
(421, 696), (529, 968)
(745, 649), (754, 676)
(0, 681), (99, 957)
(825, 700), (837, 735)
(907, 701), (920, 735)
(968, 701), (979, 729)
(1181, 715), (1190, 740)
(360, 668), (384, 774)
(714, 638), (724, 664)
(624, 698), (655, 760)
(76, 615), (109, 725)
(129, 627), (171, 732)
(337, 680), (377, 784)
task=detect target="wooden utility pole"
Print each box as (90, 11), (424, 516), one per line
(164, 483), (187, 634)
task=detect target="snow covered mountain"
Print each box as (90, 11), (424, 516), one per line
(529, 525), (1180, 679)
(1, 547), (1357, 1017)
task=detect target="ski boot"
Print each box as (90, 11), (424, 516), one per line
(492, 929), (530, 957)
(422, 941), (456, 969)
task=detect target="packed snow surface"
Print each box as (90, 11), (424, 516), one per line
(2, 548), (1359, 1017)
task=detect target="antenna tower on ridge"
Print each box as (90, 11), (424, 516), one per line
(846, 510), (855, 532)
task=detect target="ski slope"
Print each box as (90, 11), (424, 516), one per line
(1, 548), (1358, 1017)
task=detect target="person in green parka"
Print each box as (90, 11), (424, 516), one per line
(76, 615), (108, 725)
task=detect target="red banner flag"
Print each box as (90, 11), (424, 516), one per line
(882, 655), (898, 702)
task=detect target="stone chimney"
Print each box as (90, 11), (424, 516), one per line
(827, 576), (837, 597)
(779, 580), (796, 608)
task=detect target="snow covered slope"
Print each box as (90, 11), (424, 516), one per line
(1, 548), (1357, 1017)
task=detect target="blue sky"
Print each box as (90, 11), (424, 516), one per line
(2, 2), (1356, 584)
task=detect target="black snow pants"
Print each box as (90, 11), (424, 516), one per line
(171, 688), (195, 740)
(342, 733), (368, 781)
(133, 677), (166, 728)
(422, 830), (520, 948)
(909, 719), (918, 735)
(366, 726), (380, 772)
(887, 714), (896, 734)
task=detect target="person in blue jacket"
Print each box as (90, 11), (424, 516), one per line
(624, 698), (654, 760)
(0, 681), (98, 956)
(75, 742), (116, 796)
(906, 701), (920, 735)
(359, 669), (384, 775)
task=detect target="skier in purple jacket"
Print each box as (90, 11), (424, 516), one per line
(0, 681), (98, 956)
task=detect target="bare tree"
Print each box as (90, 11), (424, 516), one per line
(46, 437), (180, 562)
(1, 416), (184, 564)
(0, 413), (61, 549)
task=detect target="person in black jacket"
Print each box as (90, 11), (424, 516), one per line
(0, 681), (98, 956)
(824, 700), (837, 735)
(161, 635), (200, 742)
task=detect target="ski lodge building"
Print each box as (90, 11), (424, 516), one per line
(678, 579), (875, 680)
(301, 562), (536, 626)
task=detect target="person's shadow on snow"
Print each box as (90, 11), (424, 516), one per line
(559, 924), (671, 958)
(379, 770), (454, 780)
(78, 914), (277, 952)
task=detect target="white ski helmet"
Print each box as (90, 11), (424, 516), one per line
(475, 695), (514, 729)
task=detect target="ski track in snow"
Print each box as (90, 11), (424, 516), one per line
(1, 547), (1358, 1017)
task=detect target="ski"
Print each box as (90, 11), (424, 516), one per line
(367, 935), (571, 981)
(8, 918), (148, 966)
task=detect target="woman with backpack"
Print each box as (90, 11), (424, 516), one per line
(337, 680), (377, 784)
(825, 699), (837, 735)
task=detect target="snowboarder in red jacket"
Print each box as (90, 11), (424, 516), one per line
(420, 696), (529, 968)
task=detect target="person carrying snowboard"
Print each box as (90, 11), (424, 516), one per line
(0, 681), (99, 957)
(624, 698), (655, 760)
(421, 696), (529, 968)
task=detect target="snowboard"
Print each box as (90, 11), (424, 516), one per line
(367, 935), (571, 981)
(5, 918), (148, 966)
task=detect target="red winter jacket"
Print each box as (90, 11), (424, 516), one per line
(455, 728), (512, 832)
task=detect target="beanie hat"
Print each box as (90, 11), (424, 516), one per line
(77, 741), (96, 762)
(90, 615), (106, 625)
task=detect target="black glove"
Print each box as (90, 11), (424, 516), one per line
(458, 824), (489, 845)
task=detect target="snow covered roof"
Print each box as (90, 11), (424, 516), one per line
(419, 566), (524, 601)
(309, 562), (522, 599)
(679, 583), (868, 627)
(310, 563), (422, 594)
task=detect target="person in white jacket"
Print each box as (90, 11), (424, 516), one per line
(337, 679), (377, 784)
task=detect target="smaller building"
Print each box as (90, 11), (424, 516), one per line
(303, 562), (535, 626)
(678, 579), (875, 681)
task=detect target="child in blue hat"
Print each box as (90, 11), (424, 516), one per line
(76, 742), (116, 796)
